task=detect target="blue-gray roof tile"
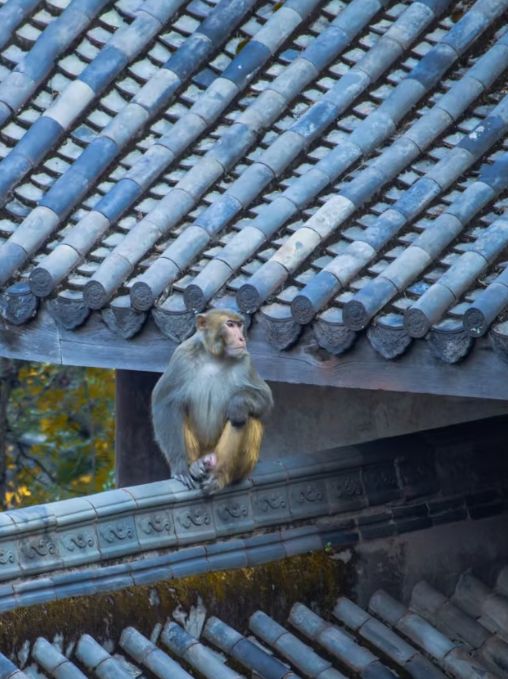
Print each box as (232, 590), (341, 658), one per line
(79, 44), (129, 92)
(0, 0), (505, 372)
(0, 0), (40, 51)
(208, 122), (257, 169)
(15, 560), (499, 679)
(95, 178), (142, 221)
(222, 39), (270, 86)
(195, 194), (242, 233)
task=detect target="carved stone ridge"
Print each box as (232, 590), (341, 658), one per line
(367, 324), (411, 359)
(63, 532), (95, 552)
(259, 310), (302, 350)
(313, 319), (356, 355)
(0, 548), (15, 565)
(99, 522), (135, 544)
(333, 473), (363, 498)
(177, 507), (212, 530)
(152, 308), (195, 343)
(0, 283), (38, 325)
(217, 501), (249, 522)
(47, 296), (90, 330)
(20, 535), (57, 560)
(101, 306), (147, 339)
(490, 325), (508, 361)
(139, 512), (173, 535)
(0, 441), (499, 585)
(428, 328), (473, 364)
(295, 483), (324, 505)
(257, 492), (287, 512)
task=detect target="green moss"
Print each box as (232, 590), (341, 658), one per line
(0, 552), (347, 655)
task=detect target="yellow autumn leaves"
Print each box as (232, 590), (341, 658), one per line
(3, 362), (115, 509)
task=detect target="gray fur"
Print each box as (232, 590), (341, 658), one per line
(151, 326), (273, 478)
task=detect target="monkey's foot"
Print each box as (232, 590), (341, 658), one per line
(200, 474), (222, 496)
(173, 471), (200, 490)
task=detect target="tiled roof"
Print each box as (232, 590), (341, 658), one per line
(0, 0), (507, 369)
(3, 566), (508, 677)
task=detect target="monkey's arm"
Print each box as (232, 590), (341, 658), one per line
(151, 347), (194, 481)
(151, 395), (187, 475)
(226, 363), (273, 426)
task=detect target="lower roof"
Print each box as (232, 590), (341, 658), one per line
(2, 563), (508, 678)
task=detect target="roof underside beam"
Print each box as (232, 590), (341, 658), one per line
(1, 310), (508, 400)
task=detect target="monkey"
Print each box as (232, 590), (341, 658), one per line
(151, 308), (273, 494)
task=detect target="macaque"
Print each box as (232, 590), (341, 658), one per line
(151, 309), (273, 494)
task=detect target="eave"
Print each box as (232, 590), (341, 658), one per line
(2, 308), (508, 400)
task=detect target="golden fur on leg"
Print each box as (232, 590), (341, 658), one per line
(184, 417), (202, 463)
(235, 417), (263, 481)
(214, 418), (263, 487)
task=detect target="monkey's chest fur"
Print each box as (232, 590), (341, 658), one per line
(185, 359), (243, 448)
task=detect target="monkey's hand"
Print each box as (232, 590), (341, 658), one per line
(189, 453), (217, 482)
(173, 454), (217, 489)
(226, 395), (250, 427)
(188, 454), (222, 496)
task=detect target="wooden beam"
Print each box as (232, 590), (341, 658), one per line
(115, 369), (169, 486)
(0, 310), (507, 400)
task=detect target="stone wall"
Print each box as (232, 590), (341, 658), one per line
(262, 382), (508, 459)
(115, 371), (508, 484)
(348, 513), (508, 607)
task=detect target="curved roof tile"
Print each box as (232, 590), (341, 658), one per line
(0, 0), (506, 376)
(4, 566), (507, 677)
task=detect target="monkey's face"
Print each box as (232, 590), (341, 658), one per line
(222, 318), (247, 359)
(196, 309), (248, 358)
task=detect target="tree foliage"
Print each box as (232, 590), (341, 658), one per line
(0, 359), (115, 509)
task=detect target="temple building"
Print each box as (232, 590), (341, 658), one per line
(0, 0), (506, 674)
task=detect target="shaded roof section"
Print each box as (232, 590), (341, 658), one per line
(3, 565), (508, 677)
(0, 0), (507, 384)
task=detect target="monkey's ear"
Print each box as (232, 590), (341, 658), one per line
(196, 314), (208, 330)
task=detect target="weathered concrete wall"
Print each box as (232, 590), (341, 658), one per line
(116, 372), (508, 482)
(347, 514), (508, 607)
(262, 382), (508, 459)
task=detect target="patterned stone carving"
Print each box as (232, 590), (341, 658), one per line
(327, 472), (366, 512)
(97, 517), (138, 558)
(177, 507), (211, 530)
(213, 494), (254, 536)
(136, 510), (175, 548)
(62, 532), (96, 552)
(100, 522), (135, 543)
(362, 463), (400, 504)
(174, 504), (216, 544)
(253, 486), (290, 526)
(0, 549), (14, 565)
(20, 535), (57, 560)
(0, 540), (21, 580)
(19, 534), (61, 572)
(290, 481), (328, 518)
(217, 501), (249, 522)
(57, 527), (99, 568)
(139, 511), (173, 535)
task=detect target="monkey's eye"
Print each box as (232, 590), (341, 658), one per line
(225, 320), (236, 327)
